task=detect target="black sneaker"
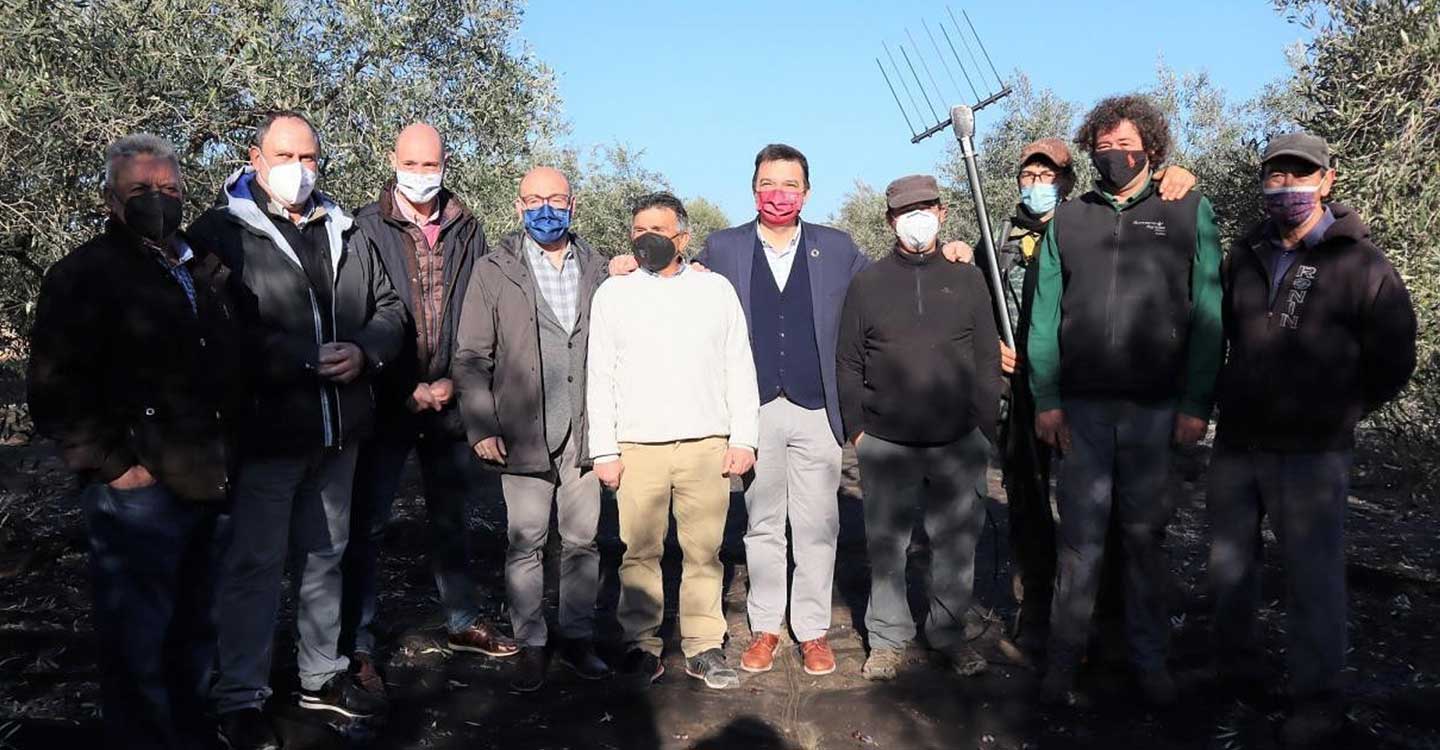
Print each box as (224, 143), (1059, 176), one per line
(298, 672), (389, 718)
(622, 648), (664, 685)
(511, 646), (549, 693)
(684, 648), (739, 690)
(557, 639), (613, 681)
(217, 708), (279, 750)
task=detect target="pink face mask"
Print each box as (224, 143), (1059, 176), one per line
(755, 189), (804, 227)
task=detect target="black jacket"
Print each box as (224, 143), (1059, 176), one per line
(453, 230), (609, 473)
(837, 245), (1003, 446)
(27, 221), (245, 501)
(1215, 203), (1417, 452)
(187, 168), (406, 454)
(1050, 188), (1204, 403)
(350, 184), (487, 438)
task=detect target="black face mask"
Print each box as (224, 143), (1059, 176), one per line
(1091, 149), (1149, 190)
(633, 232), (678, 273)
(122, 191), (183, 246)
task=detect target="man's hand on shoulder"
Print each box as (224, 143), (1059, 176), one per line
(941, 240), (974, 264)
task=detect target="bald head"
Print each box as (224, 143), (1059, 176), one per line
(391, 123), (444, 175)
(518, 167), (570, 199)
(515, 166), (574, 225)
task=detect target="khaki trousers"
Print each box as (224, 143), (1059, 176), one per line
(616, 436), (729, 657)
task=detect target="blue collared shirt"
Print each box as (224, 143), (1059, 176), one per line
(151, 238), (198, 315)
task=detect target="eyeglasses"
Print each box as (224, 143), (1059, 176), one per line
(1018, 170), (1058, 186)
(520, 193), (572, 210)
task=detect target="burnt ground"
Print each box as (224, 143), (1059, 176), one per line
(1, 419), (1439, 750)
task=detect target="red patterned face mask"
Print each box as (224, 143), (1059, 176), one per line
(755, 189), (804, 227)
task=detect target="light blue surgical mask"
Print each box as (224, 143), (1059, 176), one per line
(1020, 183), (1059, 215)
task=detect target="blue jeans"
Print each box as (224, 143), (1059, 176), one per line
(1048, 398), (1176, 672)
(1208, 447), (1352, 699)
(341, 431), (485, 655)
(212, 445), (357, 713)
(84, 481), (221, 749)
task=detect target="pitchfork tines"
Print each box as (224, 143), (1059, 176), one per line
(877, 6), (1012, 144)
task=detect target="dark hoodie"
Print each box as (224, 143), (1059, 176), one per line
(1215, 202), (1417, 452)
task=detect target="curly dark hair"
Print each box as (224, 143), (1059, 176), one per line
(1074, 95), (1171, 166)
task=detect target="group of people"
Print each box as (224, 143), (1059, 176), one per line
(25, 90), (1416, 750)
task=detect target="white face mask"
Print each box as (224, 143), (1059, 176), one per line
(395, 169), (444, 205)
(260, 155), (317, 207)
(895, 209), (941, 251)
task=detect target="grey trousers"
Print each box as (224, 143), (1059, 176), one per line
(1208, 447), (1352, 699)
(212, 444), (357, 713)
(1048, 398), (1176, 672)
(858, 429), (988, 652)
(500, 433), (601, 646)
(743, 397), (843, 642)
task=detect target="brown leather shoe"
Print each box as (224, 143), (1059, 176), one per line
(350, 652), (386, 696)
(447, 621), (519, 658)
(800, 637), (836, 676)
(740, 632), (781, 673)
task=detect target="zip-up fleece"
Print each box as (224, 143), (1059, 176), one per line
(837, 245), (1002, 446)
(1215, 203), (1417, 452)
(1027, 180), (1223, 418)
(187, 167), (406, 454)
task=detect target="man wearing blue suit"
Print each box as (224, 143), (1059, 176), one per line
(693, 145), (864, 676)
(608, 145), (969, 676)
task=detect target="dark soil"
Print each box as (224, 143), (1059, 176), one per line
(1, 428), (1437, 750)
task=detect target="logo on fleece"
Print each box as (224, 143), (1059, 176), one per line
(1131, 219), (1168, 238)
(1279, 265), (1318, 330)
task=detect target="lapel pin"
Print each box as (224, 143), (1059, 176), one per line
(810, 248), (820, 258)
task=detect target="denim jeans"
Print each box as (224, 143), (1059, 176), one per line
(1047, 398), (1176, 672)
(84, 481), (221, 749)
(211, 444), (357, 713)
(341, 431), (485, 655)
(1208, 447), (1352, 698)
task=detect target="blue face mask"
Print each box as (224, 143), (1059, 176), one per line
(1020, 183), (1059, 215)
(523, 204), (571, 244)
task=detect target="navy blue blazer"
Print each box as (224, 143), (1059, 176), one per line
(695, 219), (869, 445)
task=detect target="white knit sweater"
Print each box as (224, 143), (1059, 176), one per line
(586, 266), (760, 460)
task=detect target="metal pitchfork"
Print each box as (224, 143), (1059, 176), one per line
(876, 6), (1015, 348)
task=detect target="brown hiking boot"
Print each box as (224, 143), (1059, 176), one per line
(740, 632), (781, 673)
(862, 648), (904, 681)
(800, 637), (836, 676)
(350, 652), (385, 696)
(447, 621), (519, 658)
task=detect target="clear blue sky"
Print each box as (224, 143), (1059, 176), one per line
(519, 0), (1308, 223)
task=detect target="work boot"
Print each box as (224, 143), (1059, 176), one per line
(942, 642), (989, 677)
(556, 639), (612, 681)
(510, 646), (549, 693)
(350, 652), (385, 697)
(741, 632), (781, 673)
(862, 647), (903, 682)
(800, 637), (836, 676)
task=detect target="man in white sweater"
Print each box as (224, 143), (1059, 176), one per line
(587, 192), (760, 690)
